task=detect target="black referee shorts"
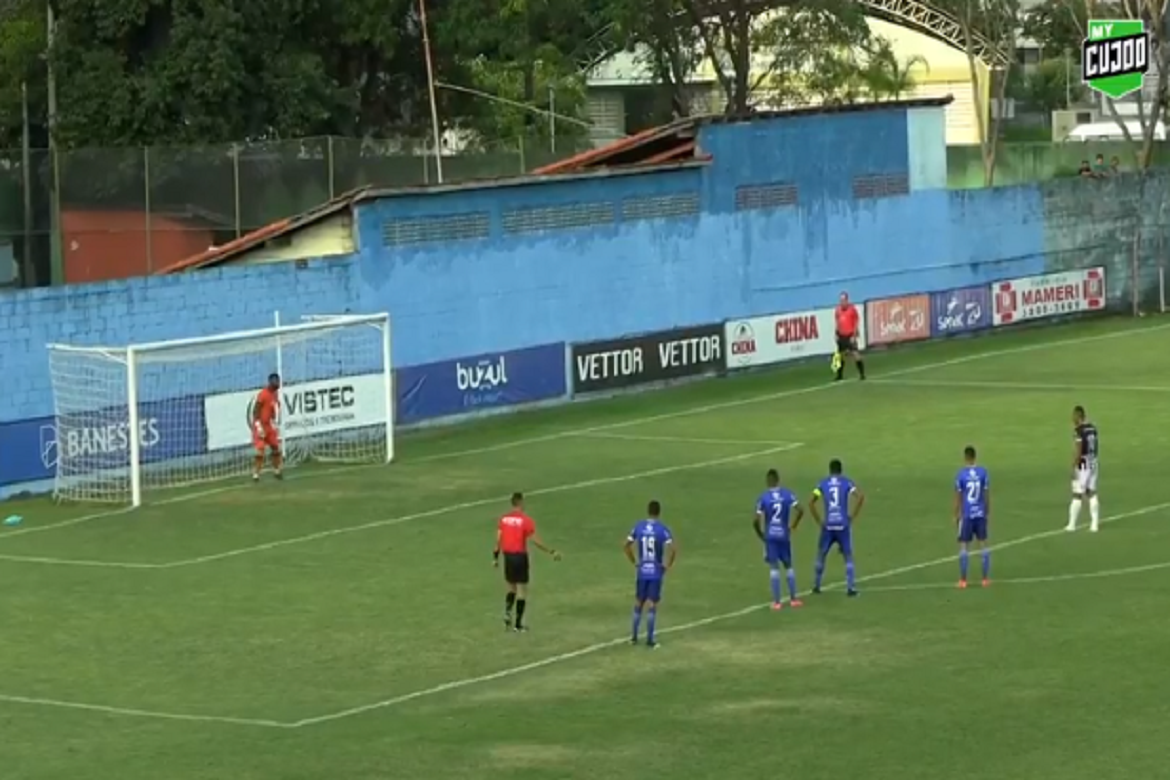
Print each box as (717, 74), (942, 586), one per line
(503, 552), (530, 585)
(836, 333), (858, 353)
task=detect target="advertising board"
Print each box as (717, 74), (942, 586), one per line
(725, 306), (867, 369)
(866, 294), (931, 346)
(396, 342), (567, 425)
(929, 285), (992, 337)
(571, 325), (724, 394)
(205, 373), (387, 450)
(0, 397), (207, 487)
(993, 268), (1106, 326)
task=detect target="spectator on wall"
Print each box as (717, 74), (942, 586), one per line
(1092, 154), (1109, 176)
(1110, 156), (1121, 175)
(1079, 159), (1094, 177)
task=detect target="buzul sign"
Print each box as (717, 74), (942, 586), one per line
(993, 267), (1106, 326)
(725, 305), (867, 369)
(571, 324), (724, 393)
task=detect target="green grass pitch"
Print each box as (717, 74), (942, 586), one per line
(3, 317), (1170, 780)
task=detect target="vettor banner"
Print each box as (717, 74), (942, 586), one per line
(725, 305), (867, 369)
(0, 397), (207, 486)
(205, 373), (388, 450)
(396, 342), (566, 425)
(866, 294), (931, 346)
(993, 267), (1106, 326)
(571, 324), (724, 394)
(930, 285), (992, 337)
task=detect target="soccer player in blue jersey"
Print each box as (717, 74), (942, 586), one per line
(954, 445), (991, 589)
(809, 459), (864, 596)
(753, 469), (804, 611)
(625, 500), (676, 648)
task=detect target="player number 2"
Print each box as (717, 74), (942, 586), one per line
(966, 480), (981, 503)
(640, 536), (656, 561)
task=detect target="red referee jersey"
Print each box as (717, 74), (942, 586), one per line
(835, 304), (859, 337)
(497, 512), (535, 554)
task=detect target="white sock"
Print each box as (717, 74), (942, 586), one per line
(1068, 499), (1082, 528)
(1089, 496), (1100, 528)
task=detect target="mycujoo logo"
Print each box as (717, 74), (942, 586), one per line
(1082, 19), (1149, 100)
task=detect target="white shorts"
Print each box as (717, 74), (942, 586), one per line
(1072, 462), (1099, 495)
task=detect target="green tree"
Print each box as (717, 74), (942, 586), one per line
(863, 38), (928, 101)
(1016, 56), (1083, 115)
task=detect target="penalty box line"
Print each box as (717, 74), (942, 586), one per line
(871, 378), (1170, 394)
(6, 499), (1161, 730)
(286, 499), (1170, 728)
(4, 320), (1168, 549)
(0, 443), (806, 570)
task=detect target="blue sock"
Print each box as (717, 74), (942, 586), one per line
(786, 569), (798, 600)
(959, 548), (970, 580)
(769, 569), (782, 602)
(631, 605), (643, 640)
(646, 606), (658, 644)
(814, 558), (826, 588)
(981, 549), (991, 579)
(845, 559), (856, 590)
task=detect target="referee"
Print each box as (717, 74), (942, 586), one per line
(833, 291), (865, 381)
(494, 492), (560, 632)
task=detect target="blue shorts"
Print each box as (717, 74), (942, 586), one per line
(635, 576), (663, 603)
(958, 516), (988, 543)
(763, 539), (792, 568)
(819, 528), (853, 558)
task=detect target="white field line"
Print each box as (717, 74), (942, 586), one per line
(872, 378), (1170, 393)
(0, 693), (288, 729)
(574, 432), (798, 446)
(4, 499), (1165, 730)
(5, 320), (1168, 543)
(284, 499), (1170, 728)
(864, 559), (1170, 593)
(0, 444), (804, 569)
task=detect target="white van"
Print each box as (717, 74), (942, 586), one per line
(1064, 120), (1166, 142)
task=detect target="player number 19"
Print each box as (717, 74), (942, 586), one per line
(640, 535), (656, 561)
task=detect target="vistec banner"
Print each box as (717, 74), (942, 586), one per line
(993, 267), (1106, 326)
(205, 373), (388, 450)
(930, 285), (992, 337)
(0, 396), (207, 487)
(571, 324), (724, 394)
(396, 342), (566, 425)
(866, 294), (931, 346)
(725, 305), (867, 369)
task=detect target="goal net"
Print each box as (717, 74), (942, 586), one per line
(46, 313), (393, 506)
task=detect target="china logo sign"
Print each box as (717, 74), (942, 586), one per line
(728, 321), (758, 366)
(866, 294), (930, 346)
(993, 268), (1106, 326)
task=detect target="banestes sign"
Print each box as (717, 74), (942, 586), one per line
(993, 267), (1106, 326)
(725, 305), (868, 369)
(571, 324), (724, 393)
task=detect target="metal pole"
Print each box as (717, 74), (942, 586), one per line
(144, 146), (153, 271)
(47, 0), (63, 285)
(20, 81), (34, 286)
(232, 143), (241, 238)
(1161, 265), (1167, 314)
(327, 136), (335, 198)
(1064, 48), (1071, 108)
(549, 84), (556, 153)
(418, 0), (444, 183)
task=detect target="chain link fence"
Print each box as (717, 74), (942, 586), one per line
(0, 136), (583, 286)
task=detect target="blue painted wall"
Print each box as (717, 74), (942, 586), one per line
(0, 103), (1047, 440)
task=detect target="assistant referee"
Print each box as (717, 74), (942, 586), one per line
(494, 492), (560, 632)
(834, 291), (865, 381)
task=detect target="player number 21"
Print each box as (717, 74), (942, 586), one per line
(640, 536), (656, 561)
(966, 481), (981, 503)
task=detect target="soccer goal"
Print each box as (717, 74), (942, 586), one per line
(46, 313), (393, 507)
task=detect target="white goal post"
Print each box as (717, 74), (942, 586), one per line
(47, 313), (394, 507)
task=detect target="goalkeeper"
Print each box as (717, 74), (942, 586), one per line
(832, 292), (865, 382)
(252, 373), (284, 481)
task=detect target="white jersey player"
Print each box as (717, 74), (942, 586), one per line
(1066, 405), (1100, 533)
